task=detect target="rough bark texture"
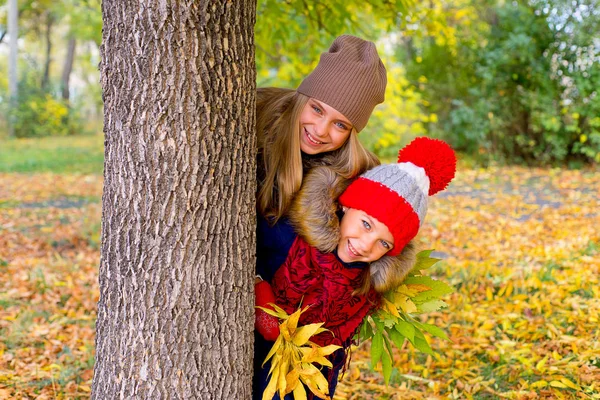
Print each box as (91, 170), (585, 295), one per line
(93, 1), (257, 399)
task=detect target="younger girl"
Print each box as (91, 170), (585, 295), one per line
(255, 137), (457, 399)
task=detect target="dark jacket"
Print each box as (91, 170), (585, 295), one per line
(254, 166), (417, 400)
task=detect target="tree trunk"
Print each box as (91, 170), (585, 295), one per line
(92, 1), (257, 398)
(61, 37), (76, 102)
(41, 12), (53, 91)
(8, 0), (18, 138)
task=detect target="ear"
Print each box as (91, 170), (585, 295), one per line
(342, 206), (348, 212)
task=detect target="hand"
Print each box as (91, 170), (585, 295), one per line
(255, 280), (280, 341)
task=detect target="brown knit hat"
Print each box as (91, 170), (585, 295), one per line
(297, 35), (387, 132)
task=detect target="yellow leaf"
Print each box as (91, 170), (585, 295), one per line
(531, 380), (548, 389)
(395, 285), (418, 297)
(301, 347), (333, 368)
(278, 352), (289, 398)
(262, 335), (283, 367)
(255, 306), (287, 320)
(536, 356), (548, 372)
(262, 370), (278, 400)
(382, 298), (400, 318)
(285, 369), (300, 393)
(317, 344), (342, 356)
(78, 385), (91, 393)
(559, 377), (580, 390)
(396, 295), (417, 313)
(280, 319), (293, 342)
(292, 323), (325, 346)
(286, 308), (303, 334)
(405, 284), (432, 294)
(301, 377), (329, 400)
(549, 380), (567, 389)
(268, 353), (281, 376)
(270, 303), (291, 317)
(293, 382), (308, 400)
(41, 363), (62, 371)
(486, 286), (494, 300)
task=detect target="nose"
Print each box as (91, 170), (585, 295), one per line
(315, 119), (329, 139)
(359, 236), (378, 254)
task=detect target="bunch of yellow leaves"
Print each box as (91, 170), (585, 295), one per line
(257, 304), (342, 400)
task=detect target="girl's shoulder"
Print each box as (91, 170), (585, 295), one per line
(287, 167), (350, 254)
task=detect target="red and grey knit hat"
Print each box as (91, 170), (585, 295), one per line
(297, 35), (387, 132)
(339, 137), (457, 256)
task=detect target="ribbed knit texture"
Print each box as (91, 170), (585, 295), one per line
(339, 178), (420, 257)
(361, 165), (428, 222)
(339, 137), (457, 256)
(297, 35), (387, 132)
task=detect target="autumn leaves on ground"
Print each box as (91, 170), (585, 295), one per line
(1, 137), (599, 399)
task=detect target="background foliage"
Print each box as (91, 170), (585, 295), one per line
(1, 0), (599, 165)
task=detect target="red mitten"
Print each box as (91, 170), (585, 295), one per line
(255, 280), (280, 341)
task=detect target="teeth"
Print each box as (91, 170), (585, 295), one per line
(306, 130), (324, 145)
(348, 241), (360, 257)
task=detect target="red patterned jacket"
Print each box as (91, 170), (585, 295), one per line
(254, 167), (419, 400)
(271, 236), (380, 347)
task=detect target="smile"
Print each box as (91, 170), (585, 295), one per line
(348, 240), (361, 257)
(305, 128), (325, 145)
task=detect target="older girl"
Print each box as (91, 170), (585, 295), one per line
(254, 34), (387, 399)
(255, 34), (387, 281)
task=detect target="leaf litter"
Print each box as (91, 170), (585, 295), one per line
(0, 166), (599, 399)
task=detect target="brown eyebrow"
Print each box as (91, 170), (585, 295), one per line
(311, 99), (352, 128)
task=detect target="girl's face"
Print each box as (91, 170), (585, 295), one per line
(337, 208), (394, 263)
(299, 98), (353, 155)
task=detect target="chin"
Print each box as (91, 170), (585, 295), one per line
(300, 145), (321, 155)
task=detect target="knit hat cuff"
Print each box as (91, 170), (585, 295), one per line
(297, 35), (387, 132)
(339, 178), (420, 256)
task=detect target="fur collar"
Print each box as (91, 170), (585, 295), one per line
(288, 167), (417, 293)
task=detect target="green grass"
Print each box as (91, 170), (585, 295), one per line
(0, 135), (104, 174)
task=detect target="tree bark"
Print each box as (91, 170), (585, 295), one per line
(93, 0), (257, 398)
(61, 37), (76, 101)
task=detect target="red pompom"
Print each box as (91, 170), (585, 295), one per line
(397, 137), (456, 195)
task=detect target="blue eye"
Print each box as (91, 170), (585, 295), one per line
(381, 240), (390, 249)
(312, 105), (322, 114)
(335, 122), (349, 130)
(362, 220), (371, 229)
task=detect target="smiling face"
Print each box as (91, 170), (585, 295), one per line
(299, 98), (353, 155)
(336, 208), (395, 263)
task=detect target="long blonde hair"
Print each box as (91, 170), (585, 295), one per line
(257, 87), (379, 222)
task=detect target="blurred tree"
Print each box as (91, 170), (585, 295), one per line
(0, 0), (102, 137)
(7, 0), (17, 137)
(400, 0), (600, 165)
(60, 36), (75, 101)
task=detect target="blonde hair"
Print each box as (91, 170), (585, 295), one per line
(257, 87), (379, 223)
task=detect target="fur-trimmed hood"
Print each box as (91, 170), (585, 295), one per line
(288, 166), (417, 294)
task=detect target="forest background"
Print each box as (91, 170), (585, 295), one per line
(0, 0), (599, 398)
